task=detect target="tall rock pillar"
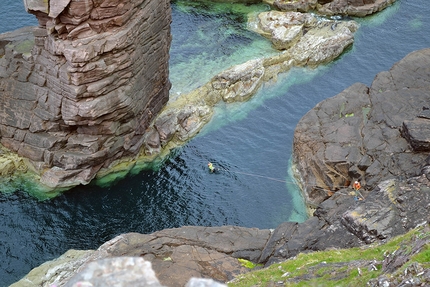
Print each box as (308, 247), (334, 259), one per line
(0, 0), (171, 188)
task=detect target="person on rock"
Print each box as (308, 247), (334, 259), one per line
(353, 180), (363, 200)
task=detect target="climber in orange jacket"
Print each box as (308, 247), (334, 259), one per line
(353, 180), (363, 200)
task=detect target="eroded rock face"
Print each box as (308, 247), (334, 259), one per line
(0, 0), (171, 189)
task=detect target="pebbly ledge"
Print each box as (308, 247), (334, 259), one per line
(12, 47), (430, 286)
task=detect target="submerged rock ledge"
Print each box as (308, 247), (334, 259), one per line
(12, 48), (430, 287)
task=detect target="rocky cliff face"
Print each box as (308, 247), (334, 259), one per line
(0, 0), (171, 189)
(293, 48), (430, 206)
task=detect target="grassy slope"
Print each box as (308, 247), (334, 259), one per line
(229, 225), (430, 287)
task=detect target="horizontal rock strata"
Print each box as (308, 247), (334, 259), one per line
(0, 0), (171, 189)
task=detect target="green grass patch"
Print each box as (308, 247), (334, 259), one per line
(238, 258), (263, 269)
(229, 225), (430, 287)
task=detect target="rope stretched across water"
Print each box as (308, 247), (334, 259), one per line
(189, 145), (358, 195)
(214, 163), (365, 199)
(216, 166), (294, 184)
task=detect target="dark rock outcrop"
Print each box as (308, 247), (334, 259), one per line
(293, 48), (430, 206)
(0, 0), (171, 189)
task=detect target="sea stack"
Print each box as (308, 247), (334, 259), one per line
(0, 0), (171, 189)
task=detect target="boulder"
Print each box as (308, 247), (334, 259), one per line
(317, 0), (397, 17)
(212, 59), (265, 103)
(64, 257), (163, 287)
(402, 117), (430, 151)
(273, 0), (318, 12)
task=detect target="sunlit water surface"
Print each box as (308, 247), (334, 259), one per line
(1, 0), (429, 285)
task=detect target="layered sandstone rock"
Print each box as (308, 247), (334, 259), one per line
(0, 0), (171, 189)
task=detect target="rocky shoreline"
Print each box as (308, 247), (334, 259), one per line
(6, 0), (430, 286)
(12, 47), (430, 287)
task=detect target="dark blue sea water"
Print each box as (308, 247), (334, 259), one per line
(1, 0), (429, 285)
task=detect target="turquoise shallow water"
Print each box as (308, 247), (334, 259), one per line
(1, 0), (430, 285)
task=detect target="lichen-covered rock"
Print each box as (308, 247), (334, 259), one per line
(0, 0), (171, 189)
(273, 0), (318, 12)
(289, 20), (358, 67)
(317, 0), (397, 17)
(9, 249), (93, 287)
(256, 11), (317, 50)
(341, 177), (430, 244)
